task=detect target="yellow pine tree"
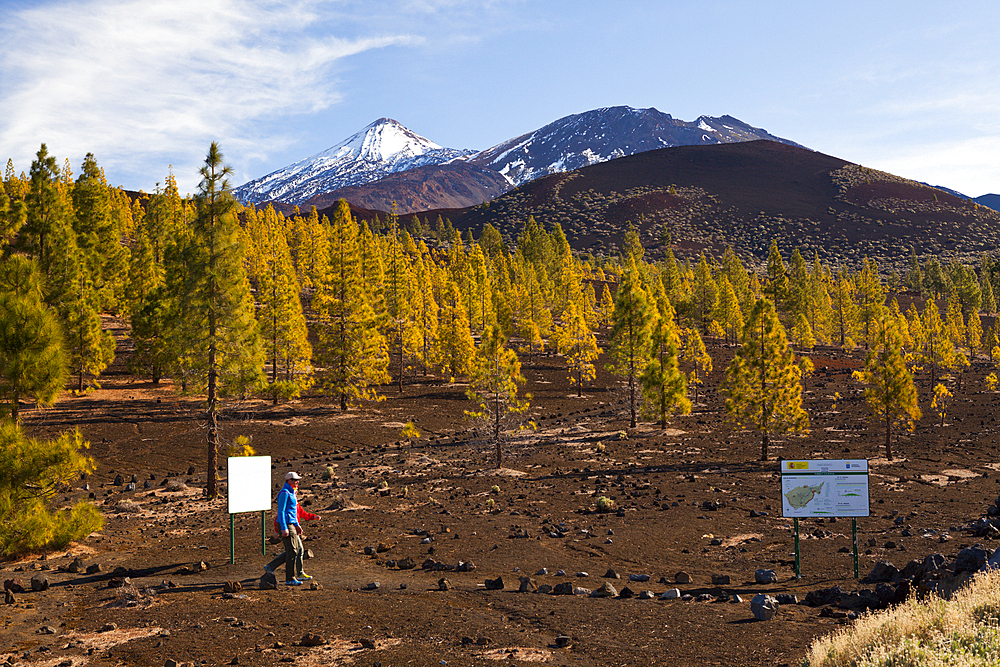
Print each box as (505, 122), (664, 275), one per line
(465, 325), (530, 468)
(383, 213), (420, 392)
(247, 205), (312, 404)
(724, 298), (809, 461)
(641, 298), (690, 428)
(920, 297), (961, 388)
(607, 260), (654, 428)
(852, 310), (920, 460)
(438, 280), (476, 380)
(411, 249), (440, 376)
(314, 200), (389, 411)
(713, 275), (743, 345)
(831, 272), (859, 349)
(550, 300), (601, 397)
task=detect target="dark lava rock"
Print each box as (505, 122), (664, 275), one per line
(954, 545), (990, 573)
(863, 561), (899, 583)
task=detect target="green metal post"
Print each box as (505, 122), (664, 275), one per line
(230, 513), (235, 565)
(793, 517), (801, 579)
(853, 518), (859, 579)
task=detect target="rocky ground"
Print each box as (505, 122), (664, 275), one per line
(4, 339), (1000, 667)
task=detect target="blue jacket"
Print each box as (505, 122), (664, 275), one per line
(275, 482), (299, 532)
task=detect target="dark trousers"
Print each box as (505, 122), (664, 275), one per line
(266, 528), (303, 581)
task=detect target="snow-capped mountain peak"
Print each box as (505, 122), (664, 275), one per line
(234, 118), (474, 206)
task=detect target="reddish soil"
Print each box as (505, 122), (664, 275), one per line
(2, 334), (999, 667)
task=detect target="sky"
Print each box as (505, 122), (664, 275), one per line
(1, 0), (999, 198)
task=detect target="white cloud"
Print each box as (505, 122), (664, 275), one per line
(867, 135), (1000, 198)
(0, 0), (413, 192)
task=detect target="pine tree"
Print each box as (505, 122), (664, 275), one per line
(830, 272), (859, 348)
(0, 256), (67, 420)
(411, 249), (440, 376)
(724, 299), (809, 461)
(0, 178), (26, 249)
(764, 240), (789, 315)
(314, 200), (389, 410)
(906, 247), (923, 294)
(713, 275), (743, 345)
(383, 211), (418, 392)
(980, 261), (996, 314)
(550, 300), (601, 397)
(641, 299), (690, 428)
(247, 206), (312, 403)
(919, 297), (959, 387)
(607, 261), (654, 428)
(465, 325), (529, 468)
(807, 253), (834, 345)
(855, 258), (885, 349)
(171, 143), (265, 498)
(438, 280), (476, 380)
(691, 253), (718, 333)
(73, 154), (127, 312)
(851, 311), (920, 460)
(0, 421), (102, 556)
(24, 145), (72, 270)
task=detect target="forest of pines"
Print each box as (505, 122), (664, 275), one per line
(2, 143), (1000, 553)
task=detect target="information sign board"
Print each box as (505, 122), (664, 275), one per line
(780, 459), (869, 518)
(227, 456), (272, 514)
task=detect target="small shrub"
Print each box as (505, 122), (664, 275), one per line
(595, 441), (606, 453)
(400, 422), (420, 440)
(321, 466), (334, 480)
(0, 423), (103, 556)
(596, 496), (615, 513)
(986, 373), (998, 392)
(490, 484), (501, 494)
(227, 435), (255, 458)
(485, 498), (496, 510)
(616, 430), (628, 441)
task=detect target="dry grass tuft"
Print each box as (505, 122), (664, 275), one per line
(803, 570), (1000, 666)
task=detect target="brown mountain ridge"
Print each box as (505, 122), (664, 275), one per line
(307, 140), (1000, 269)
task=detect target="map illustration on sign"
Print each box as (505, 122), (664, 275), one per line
(784, 483), (824, 509)
(780, 460), (869, 518)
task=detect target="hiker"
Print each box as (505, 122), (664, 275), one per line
(265, 471), (319, 585)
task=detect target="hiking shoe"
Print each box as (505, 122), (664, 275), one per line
(297, 573), (314, 581)
(285, 579), (302, 586)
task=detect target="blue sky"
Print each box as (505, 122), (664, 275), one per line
(1, 0), (998, 198)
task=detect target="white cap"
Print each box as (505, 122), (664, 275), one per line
(285, 471), (301, 480)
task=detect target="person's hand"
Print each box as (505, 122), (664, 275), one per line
(281, 528), (289, 537)
(296, 525), (303, 535)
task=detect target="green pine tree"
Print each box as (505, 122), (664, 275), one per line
(170, 143), (265, 498)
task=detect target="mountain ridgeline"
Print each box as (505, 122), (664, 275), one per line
(235, 106), (801, 214)
(350, 141), (1000, 272)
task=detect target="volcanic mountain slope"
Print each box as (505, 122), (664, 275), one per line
(235, 107), (801, 212)
(468, 106), (804, 187)
(294, 161), (511, 215)
(234, 118), (475, 206)
(412, 140), (1000, 270)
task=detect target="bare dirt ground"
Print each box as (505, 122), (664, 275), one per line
(3, 334), (1000, 667)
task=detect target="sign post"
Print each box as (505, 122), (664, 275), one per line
(780, 459), (869, 579)
(227, 456), (272, 565)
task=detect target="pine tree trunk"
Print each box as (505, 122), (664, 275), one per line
(885, 413), (893, 461)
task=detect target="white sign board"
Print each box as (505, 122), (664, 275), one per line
(780, 459), (869, 518)
(227, 456), (272, 514)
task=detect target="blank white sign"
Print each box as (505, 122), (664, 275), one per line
(227, 456), (272, 514)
